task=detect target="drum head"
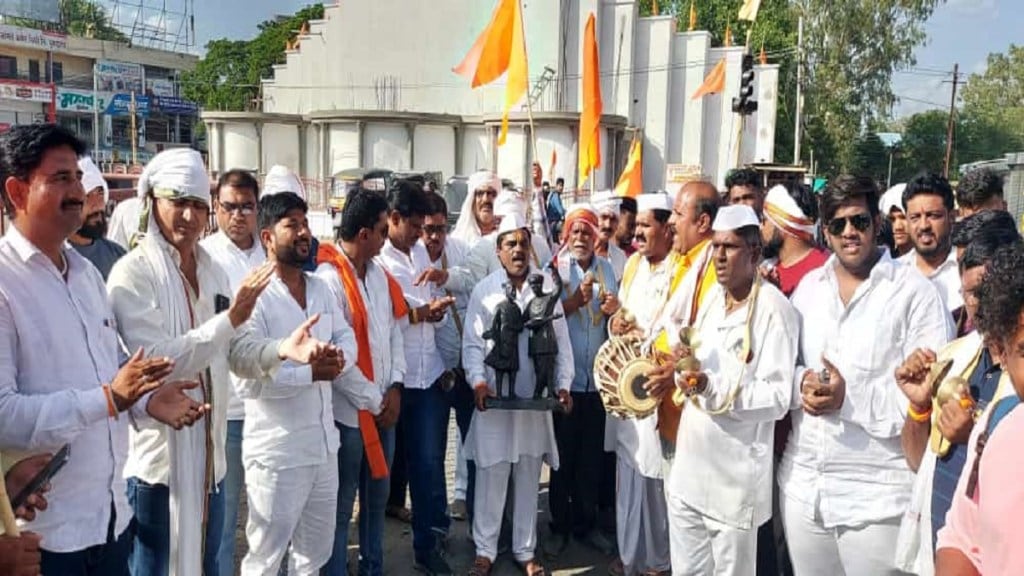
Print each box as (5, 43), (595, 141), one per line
(618, 358), (659, 416)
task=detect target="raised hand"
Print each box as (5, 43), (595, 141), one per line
(414, 267), (448, 287)
(311, 345), (345, 381)
(110, 348), (174, 412)
(277, 314), (324, 364)
(5, 455), (51, 522)
(146, 380), (210, 430)
(895, 348), (938, 411)
(229, 263), (275, 328)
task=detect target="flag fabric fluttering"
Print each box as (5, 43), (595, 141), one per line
(578, 12), (602, 187)
(688, 1), (697, 31)
(549, 149), (557, 180)
(691, 59), (725, 99)
(453, 0), (529, 145)
(614, 137), (642, 198)
(738, 0), (762, 21)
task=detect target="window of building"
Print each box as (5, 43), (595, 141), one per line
(0, 56), (17, 79)
(28, 60), (39, 83)
(45, 61), (63, 85)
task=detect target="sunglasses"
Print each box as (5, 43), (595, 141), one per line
(826, 213), (872, 236)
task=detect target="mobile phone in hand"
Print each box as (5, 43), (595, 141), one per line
(10, 444), (71, 510)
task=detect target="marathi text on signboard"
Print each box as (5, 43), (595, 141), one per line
(146, 79), (175, 98)
(0, 0), (60, 24)
(95, 60), (145, 94)
(0, 23), (67, 51)
(0, 81), (52, 103)
(56, 88), (114, 113)
(104, 93), (151, 117)
(154, 96), (198, 115)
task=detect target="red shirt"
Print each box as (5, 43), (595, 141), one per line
(777, 248), (829, 297)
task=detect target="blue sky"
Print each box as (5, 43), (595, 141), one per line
(139, 0), (1017, 119)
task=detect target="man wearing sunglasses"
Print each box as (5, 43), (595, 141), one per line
(779, 176), (953, 576)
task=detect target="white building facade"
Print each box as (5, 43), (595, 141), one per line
(203, 0), (779, 195)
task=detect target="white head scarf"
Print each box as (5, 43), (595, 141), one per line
(263, 164), (306, 199)
(137, 148), (211, 206)
(591, 190), (621, 217)
(879, 183), (906, 216)
(493, 188), (527, 220)
(763, 184), (816, 241)
(78, 156), (108, 202)
(452, 170), (501, 244)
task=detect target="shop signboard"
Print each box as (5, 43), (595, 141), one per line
(0, 80), (52, 103)
(95, 60), (145, 94)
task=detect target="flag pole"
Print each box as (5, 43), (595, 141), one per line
(517, 0), (540, 216)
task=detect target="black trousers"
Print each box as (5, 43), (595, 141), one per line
(549, 391), (606, 536)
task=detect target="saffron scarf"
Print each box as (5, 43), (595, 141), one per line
(316, 243), (408, 479)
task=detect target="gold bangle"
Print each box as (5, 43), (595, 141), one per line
(907, 404), (932, 423)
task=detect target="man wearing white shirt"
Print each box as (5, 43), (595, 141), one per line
(419, 192), (477, 524)
(318, 189), (405, 576)
(227, 191), (356, 576)
(591, 191), (628, 281)
(200, 168), (266, 576)
(107, 148), (275, 576)
(607, 192), (681, 576)
(462, 213), (573, 576)
(376, 181), (456, 575)
(667, 205), (799, 575)
(107, 195), (143, 250)
(0, 124), (205, 575)
(465, 186), (553, 284)
(780, 176), (954, 576)
(899, 173), (962, 319)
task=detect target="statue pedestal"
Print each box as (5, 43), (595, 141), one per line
(485, 396), (567, 413)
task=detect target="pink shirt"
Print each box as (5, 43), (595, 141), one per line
(936, 402), (1024, 574)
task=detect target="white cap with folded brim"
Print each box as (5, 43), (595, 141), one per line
(494, 189), (527, 219)
(879, 183), (906, 216)
(591, 190), (621, 216)
(713, 204), (760, 231)
(496, 211), (530, 237)
(263, 165), (305, 199)
(78, 156), (108, 202)
(636, 191), (673, 213)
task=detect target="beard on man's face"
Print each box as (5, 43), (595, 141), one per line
(77, 214), (107, 240)
(762, 228), (783, 260)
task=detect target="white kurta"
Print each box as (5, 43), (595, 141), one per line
(670, 281), (798, 530)
(461, 267), (574, 469)
(227, 273), (357, 575)
(899, 249), (962, 313)
(611, 253), (678, 479)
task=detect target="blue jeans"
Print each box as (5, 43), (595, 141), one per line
(326, 421), (396, 576)
(217, 419), (245, 576)
(127, 477), (226, 576)
(40, 504), (131, 576)
(404, 385), (452, 558)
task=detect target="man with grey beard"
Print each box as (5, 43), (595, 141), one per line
(69, 157), (125, 280)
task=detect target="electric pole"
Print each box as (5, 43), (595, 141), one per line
(943, 63), (959, 178)
(794, 16), (804, 166)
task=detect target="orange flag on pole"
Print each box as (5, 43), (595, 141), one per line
(691, 59), (726, 99)
(578, 12), (602, 187)
(549, 148), (557, 180)
(453, 0), (529, 145)
(614, 137), (642, 198)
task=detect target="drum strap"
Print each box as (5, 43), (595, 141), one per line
(689, 276), (761, 416)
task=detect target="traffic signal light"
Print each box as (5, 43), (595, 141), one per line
(732, 53), (758, 115)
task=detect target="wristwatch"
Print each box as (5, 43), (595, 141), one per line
(389, 381), (405, 392)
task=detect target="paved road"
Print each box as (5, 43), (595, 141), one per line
(233, 415), (614, 575)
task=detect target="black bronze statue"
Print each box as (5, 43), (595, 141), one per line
(483, 282), (524, 398)
(524, 272), (564, 399)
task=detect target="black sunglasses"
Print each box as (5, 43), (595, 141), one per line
(826, 213), (872, 236)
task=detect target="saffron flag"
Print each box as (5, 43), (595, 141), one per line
(738, 0), (762, 21)
(453, 0), (529, 145)
(614, 138), (642, 198)
(578, 12), (602, 187)
(549, 149), (557, 180)
(691, 59), (725, 99)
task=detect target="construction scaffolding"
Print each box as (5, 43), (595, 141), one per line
(106, 0), (194, 52)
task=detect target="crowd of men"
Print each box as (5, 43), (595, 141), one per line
(1, 122), (1024, 576)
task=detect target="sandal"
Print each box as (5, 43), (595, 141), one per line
(467, 556), (492, 576)
(519, 558), (548, 576)
(385, 505), (413, 523)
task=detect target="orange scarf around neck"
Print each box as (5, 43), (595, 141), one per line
(317, 242), (408, 479)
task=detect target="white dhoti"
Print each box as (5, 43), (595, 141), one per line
(781, 493), (912, 576)
(241, 458), (339, 576)
(667, 492), (756, 576)
(616, 458), (671, 574)
(472, 455), (543, 563)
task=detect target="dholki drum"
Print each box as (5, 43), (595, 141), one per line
(593, 335), (660, 419)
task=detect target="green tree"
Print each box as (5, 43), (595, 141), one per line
(849, 132), (889, 183)
(8, 0), (128, 42)
(958, 44), (1024, 165)
(638, 0), (939, 177)
(181, 4), (324, 112)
